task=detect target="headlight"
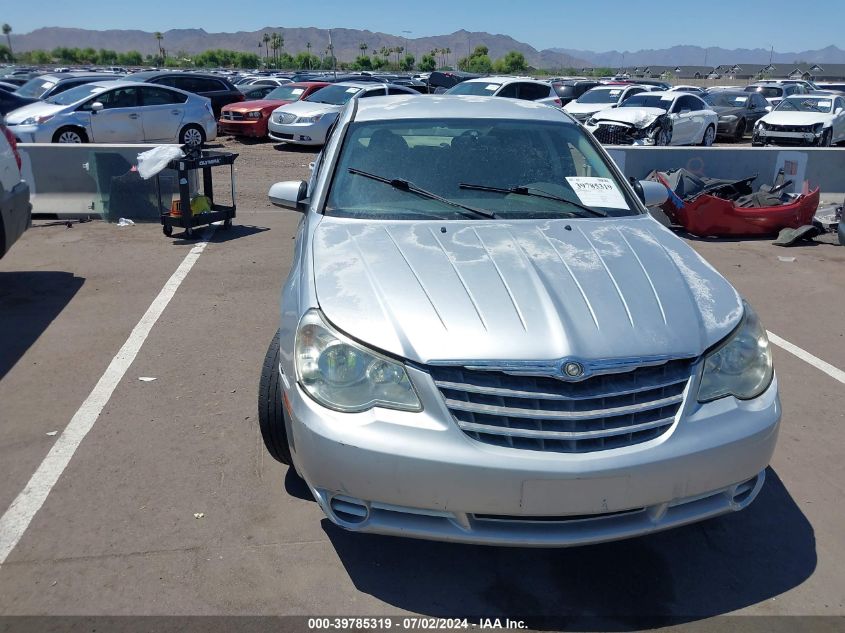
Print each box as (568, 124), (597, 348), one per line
(247, 111), (263, 119)
(21, 114), (53, 125)
(719, 115), (737, 122)
(756, 122), (767, 131)
(294, 310), (421, 413)
(296, 114), (323, 124)
(697, 302), (773, 403)
(812, 122), (824, 134)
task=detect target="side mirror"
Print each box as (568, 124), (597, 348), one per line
(836, 107), (843, 115)
(637, 180), (669, 207)
(269, 180), (308, 211)
(765, 105), (773, 112)
(90, 102), (104, 113)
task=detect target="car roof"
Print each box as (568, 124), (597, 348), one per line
(38, 72), (118, 82)
(462, 76), (546, 85)
(636, 91), (685, 99)
(352, 94), (570, 123)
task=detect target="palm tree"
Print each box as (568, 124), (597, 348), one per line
(359, 42), (368, 56)
(2, 24), (12, 57)
(306, 41), (312, 69)
(444, 47), (451, 69)
(153, 31), (164, 59)
(396, 46), (404, 66)
(262, 33), (271, 65)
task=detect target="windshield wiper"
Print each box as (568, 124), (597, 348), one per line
(348, 168), (496, 219)
(458, 183), (607, 217)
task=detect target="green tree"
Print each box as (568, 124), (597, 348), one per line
(294, 51), (319, 70)
(0, 44), (12, 63)
(400, 54), (415, 71)
(262, 33), (271, 65)
(418, 54), (436, 72)
(117, 50), (143, 66)
(493, 51), (528, 74)
(351, 55), (373, 71)
(458, 46), (493, 73)
(2, 24), (12, 58)
(79, 47), (98, 64)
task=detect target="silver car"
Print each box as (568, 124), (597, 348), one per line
(259, 95), (780, 547)
(6, 80), (217, 146)
(267, 82), (416, 146)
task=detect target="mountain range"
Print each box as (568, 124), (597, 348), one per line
(8, 27), (845, 69)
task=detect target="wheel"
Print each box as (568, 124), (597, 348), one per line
(734, 119), (746, 141)
(184, 226), (194, 239)
(818, 128), (833, 147)
(53, 127), (88, 143)
(838, 220), (845, 246)
(179, 124), (206, 148)
(655, 126), (672, 146)
(258, 330), (293, 465)
(162, 224), (173, 237)
(223, 218), (232, 229)
(700, 125), (716, 147)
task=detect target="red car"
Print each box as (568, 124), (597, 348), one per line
(218, 82), (330, 138)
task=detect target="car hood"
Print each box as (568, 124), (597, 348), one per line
(225, 99), (293, 112)
(313, 215), (742, 363)
(5, 102), (66, 124)
(274, 100), (341, 116)
(591, 107), (666, 127)
(762, 111), (833, 126)
(564, 101), (615, 114)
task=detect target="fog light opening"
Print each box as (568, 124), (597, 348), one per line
(732, 476), (759, 505)
(329, 495), (370, 525)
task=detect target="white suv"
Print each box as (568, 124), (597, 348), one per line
(445, 76), (558, 104)
(0, 121), (31, 258)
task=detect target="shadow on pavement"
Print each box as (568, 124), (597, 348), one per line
(170, 224), (270, 246)
(0, 271), (85, 381)
(324, 468), (815, 630)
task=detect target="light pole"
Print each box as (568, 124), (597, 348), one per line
(402, 30), (412, 63)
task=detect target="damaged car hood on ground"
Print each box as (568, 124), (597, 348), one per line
(312, 215), (743, 364)
(590, 107), (667, 127)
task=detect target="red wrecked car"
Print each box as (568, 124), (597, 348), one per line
(219, 82), (329, 138)
(648, 168), (820, 237)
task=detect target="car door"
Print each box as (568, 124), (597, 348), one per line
(138, 86), (188, 142)
(83, 86), (144, 142)
(687, 95), (709, 141)
(746, 94), (767, 126)
(834, 97), (845, 142)
(670, 96), (696, 144)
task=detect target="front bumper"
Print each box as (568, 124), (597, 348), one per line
(218, 117), (268, 138)
(267, 120), (325, 145)
(6, 124), (42, 144)
(1, 180), (32, 258)
(717, 120), (740, 136)
(284, 364), (781, 546)
(754, 128), (821, 146)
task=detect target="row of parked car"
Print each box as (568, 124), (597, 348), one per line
(2, 66), (843, 149)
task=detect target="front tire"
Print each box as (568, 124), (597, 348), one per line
(179, 124), (206, 148)
(53, 127), (88, 143)
(818, 128), (833, 147)
(655, 126), (672, 146)
(258, 330), (293, 465)
(700, 125), (716, 147)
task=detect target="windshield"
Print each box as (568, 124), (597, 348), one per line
(703, 92), (748, 107)
(46, 84), (107, 105)
(776, 97), (833, 113)
(325, 118), (639, 220)
(446, 82), (502, 96)
(16, 77), (56, 98)
(305, 84), (363, 105)
(745, 85), (783, 98)
(577, 88), (624, 104)
(264, 85), (308, 101)
(619, 94), (672, 110)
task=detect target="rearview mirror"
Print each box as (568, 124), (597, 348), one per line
(637, 180), (669, 207)
(269, 180), (308, 211)
(90, 101), (104, 112)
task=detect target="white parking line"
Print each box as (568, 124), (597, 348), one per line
(0, 229), (214, 566)
(768, 331), (845, 385)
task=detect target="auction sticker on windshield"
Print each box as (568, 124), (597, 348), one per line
(566, 177), (628, 209)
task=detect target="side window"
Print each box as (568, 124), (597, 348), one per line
(193, 78), (227, 93)
(358, 88), (383, 98)
(50, 80), (86, 96)
(518, 83), (551, 101)
(153, 76), (180, 88)
(670, 97), (686, 113)
(497, 83), (519, 98)
(687, 96), (704, 111)
(387, 87), (409, 95)
(624, 88), (645, 101)
(140, 86), (187, 106)
(96, 87), (139, 109)
(753, 94), (767, 109)
(836, 98), (845, 111)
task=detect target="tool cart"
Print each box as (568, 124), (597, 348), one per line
(157, 148), (238, 238)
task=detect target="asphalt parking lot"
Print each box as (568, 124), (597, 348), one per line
(1, 136), (844, 630)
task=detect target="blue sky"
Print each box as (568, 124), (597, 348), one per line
(4, 0), (842, 52)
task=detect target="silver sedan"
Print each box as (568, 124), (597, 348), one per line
(6, 80), (217, 146)
(260, 95), (780, 547)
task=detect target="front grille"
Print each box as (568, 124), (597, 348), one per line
(429, 359), (693, 453)
(275, 112), (296, 124)
(221, 111), (244, 121)
(592, 124), (635, 145)
(768, 124), (812, 133)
